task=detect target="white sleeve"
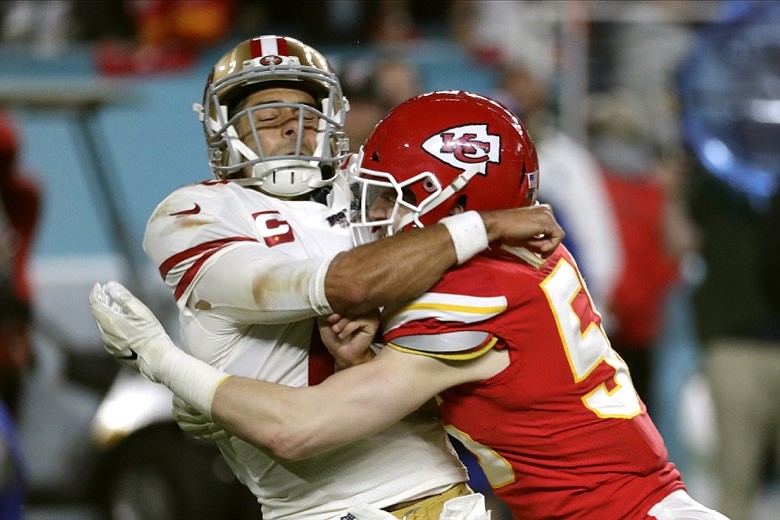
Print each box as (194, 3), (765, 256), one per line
(143, 184), (335, 324)
(190, 243), (334, 324)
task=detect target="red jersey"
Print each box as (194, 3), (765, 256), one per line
(382, 245), (684, 519)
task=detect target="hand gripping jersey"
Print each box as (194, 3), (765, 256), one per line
(382, 246), (685, 520)
(144, 175), (466, 520)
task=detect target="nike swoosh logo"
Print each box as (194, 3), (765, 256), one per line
(170, 203), (201, 216)
(116, 349), (138, 361)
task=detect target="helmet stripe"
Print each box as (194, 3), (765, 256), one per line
(249, 37), (263, 58)
(250, 35), (291, 58)
(251, 36), (281, 58)
(260, 35), (278, 55)
(276, 36), (289, 56)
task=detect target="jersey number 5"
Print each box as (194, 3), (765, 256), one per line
(446, 258), (643, 490)
(253, 211), (295, 247)
(541, 258), (642, 418)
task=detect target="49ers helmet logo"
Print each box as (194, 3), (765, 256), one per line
(421, 124), (500, 174)
(259, 55), (284, 66)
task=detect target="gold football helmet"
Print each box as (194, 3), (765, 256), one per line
(196, 35), (349, 197)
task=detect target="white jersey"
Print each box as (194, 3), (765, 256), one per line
(144, 176), (466, 520)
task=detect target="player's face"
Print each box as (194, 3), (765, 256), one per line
(367, 186), (414, 232)
(236, 88), (319, 158)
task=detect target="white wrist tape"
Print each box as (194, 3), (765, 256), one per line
(150, 337), (230, 417)
(440, 211), (489, 265)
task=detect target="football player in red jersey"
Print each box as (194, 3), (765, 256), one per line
(90, 91), (727, 519)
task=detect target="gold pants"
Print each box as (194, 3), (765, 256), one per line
(386, 483), (473, 520)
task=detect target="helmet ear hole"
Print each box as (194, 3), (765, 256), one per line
(449, 195), (468, 215)
(423, 178), (438, 193)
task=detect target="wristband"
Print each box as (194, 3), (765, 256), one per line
(440, 211), (489, 265)
(153, 339), (231, 416)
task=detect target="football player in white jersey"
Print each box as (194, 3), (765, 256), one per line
(106, 36), (563, 520)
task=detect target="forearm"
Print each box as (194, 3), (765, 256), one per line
(325, 223), (458, 316)
(127, 338), (347, 460)
(211, 359), (427, 460)
(211, 377), (351, 460)
(325, 205), (563, 316)
(90, 280), (403, 458)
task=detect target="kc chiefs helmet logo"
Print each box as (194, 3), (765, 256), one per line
(422, 124), (500, 174)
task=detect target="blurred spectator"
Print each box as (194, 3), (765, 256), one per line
(341, 55), (422, 152)
(688, 164), (780, 520)
(0, 0), (74, 56)
(492, 61), (621, 312)
(0, 243), (24, 519)
(125, 0), (232, 48)
(372, 56), (421, 113)
(587, 90), (700, 422)
(672, 4), (780, 515)
(96, 0), (236, 75)
(254, 0), (450, 45)
(0, 0), (232, 73)
(601, 1), (710, 480)
(491, 63), (549, 142)
(370, 0), (418, 43)
(340, 59), (386, 153)
(0, 112), (35, 520)
(450, 0), (562, 83)
(607, 1), (711, 155)
(0, 1), (135, 51)
(0, 112), (40, 419)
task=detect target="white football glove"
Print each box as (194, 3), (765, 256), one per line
(89, 280), (228, 415)
(89, 280), (170, 383)
(172, 395), (229, 442)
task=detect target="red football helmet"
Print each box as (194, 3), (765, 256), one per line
(351, 91), (539, 243)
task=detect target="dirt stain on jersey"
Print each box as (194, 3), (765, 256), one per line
(251, 265), (310, 310)
(194, 300), (212, 310)
(174, 216), (215, 229)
